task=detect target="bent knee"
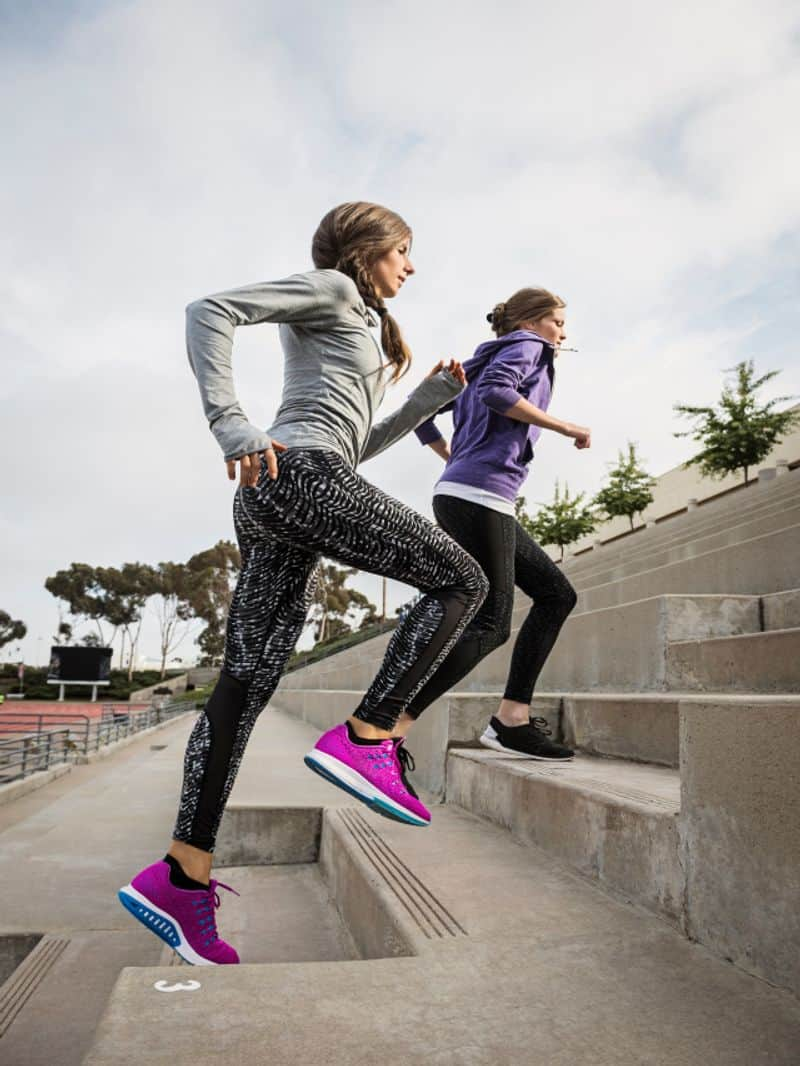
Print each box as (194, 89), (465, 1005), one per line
(560, 582), (578, 616)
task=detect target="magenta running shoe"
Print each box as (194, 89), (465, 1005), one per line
(304, 722), (430, 826)
(118, 860), (240, 965)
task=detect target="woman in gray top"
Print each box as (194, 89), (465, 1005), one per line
(118, 202), (488, 966)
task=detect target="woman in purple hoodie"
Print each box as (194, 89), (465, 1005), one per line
(401, 287), (591, 759)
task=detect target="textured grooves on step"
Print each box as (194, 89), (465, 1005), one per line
(0, 936), (69, 1036)
(512, 763), (679, 811)
(338, 809), (467, 939)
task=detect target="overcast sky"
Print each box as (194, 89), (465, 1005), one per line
(2, 0), (799, 668)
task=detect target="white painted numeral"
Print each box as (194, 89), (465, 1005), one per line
(153, 979), (201, 993)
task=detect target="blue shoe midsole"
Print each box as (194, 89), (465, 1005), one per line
(118, 888), (181, 948)
(304, 753), (428, 826)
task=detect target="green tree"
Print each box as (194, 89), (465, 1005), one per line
(674, 360), (800, 485)
(310, 563), (378, 645)
(150, 562), (196, 679)
(45, 563), (117, 646)
(517, 483), (597, 562)
(184, 541), (241, 667)
(593, 442), (656, 531)
(0, 611), (26, 650)
(97, 563), (156, 681)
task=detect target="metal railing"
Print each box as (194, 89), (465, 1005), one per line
(0, 702), (197, 785)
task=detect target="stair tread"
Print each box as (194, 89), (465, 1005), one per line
(669, 626), (800, 647)
(450, 749), (680, 813)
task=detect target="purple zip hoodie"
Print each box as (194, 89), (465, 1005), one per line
(415, 330), (555, 501)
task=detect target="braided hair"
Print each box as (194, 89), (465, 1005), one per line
(312, 202), (413, 381)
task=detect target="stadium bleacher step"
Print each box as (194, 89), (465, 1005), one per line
(666, 626), (800, 692)
(83, 800), (800, 1065)
(447, 749), (683, 923)
(563, 470), (800, 579)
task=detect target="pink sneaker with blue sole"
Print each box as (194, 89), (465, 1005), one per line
(118, 860), (240, 965)
(304, 723), (430, 827)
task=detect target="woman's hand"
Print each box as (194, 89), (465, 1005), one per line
(427, 358), (466, 387)
(429, 438), (451, 462)
(563, 423), (591, 450)
(227, 441), (287, 487)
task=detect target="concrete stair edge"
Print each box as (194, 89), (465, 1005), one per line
(566, 496), (800, 587)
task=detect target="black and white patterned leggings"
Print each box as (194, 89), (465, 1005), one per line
(173, 448), (488, 850)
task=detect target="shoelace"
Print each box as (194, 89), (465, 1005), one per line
(529, 716), (552, 737)
(395, 742), (419, 798)
(396, 744), (416, 776)
(191, 880), (239, 947)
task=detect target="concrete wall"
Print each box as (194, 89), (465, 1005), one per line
(680, 698), (800, 996)
(128, 674), (189, 702)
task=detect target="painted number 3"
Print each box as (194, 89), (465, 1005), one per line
(154, 979), (201, 993)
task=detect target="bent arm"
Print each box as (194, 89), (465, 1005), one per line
(186, 270), (351, 461)
(475, 337), (542, 415)
(500, 397), (572, 435)
(360, 371), (463, 464)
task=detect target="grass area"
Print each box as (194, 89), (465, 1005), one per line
(170, 683), (215, 706)
(286, 618), (396, 673)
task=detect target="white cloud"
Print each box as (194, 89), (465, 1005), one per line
(2, 0), (799, 665)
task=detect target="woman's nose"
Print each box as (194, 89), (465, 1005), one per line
(406, 258), (415, 275)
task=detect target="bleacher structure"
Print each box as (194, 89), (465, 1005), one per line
(2, 467), (798, 1065)
(272, 465), (800, 993)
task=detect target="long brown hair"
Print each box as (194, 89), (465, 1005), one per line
(312, 202), (413, 381)
(487, 288), (565, 337)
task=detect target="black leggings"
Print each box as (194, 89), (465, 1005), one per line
(173, 449), (488, 850)
(405, 494), (577, 717)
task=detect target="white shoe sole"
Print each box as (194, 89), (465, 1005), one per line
(479, 733), (574, 761)
(304, 748), (429, 826)
(118, 883), (217, 966)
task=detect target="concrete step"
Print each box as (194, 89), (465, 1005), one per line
(474, 593), (761, 694)
(281, 526), (799, 699)
(562, 470), (800, 578)
(562, 693), (681, 766)
(569, 501), (800, 591)
(84, 799), (800, 1066)
(447, 749), (683, 923)
(566, 479), (800, 576)
(763, 588), (800, 630)
(577, 524), (800, 612)
(281, 592), (766, 697)
(281, 631), (393, 689)
(152, 860), (360, 968)
(285, 489), (800, 694)
(666, 627), (800, 692)
(0, 711), (356, 1066)
(564, 691), (800, 767)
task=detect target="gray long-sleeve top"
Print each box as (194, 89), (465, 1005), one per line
(186, 268), (463, 467)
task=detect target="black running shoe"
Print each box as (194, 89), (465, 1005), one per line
(479, 716), (574, 761)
